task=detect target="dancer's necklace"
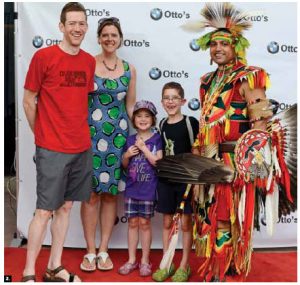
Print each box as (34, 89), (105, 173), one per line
(209, 68), (225, 96)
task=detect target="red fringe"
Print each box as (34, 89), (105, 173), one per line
(242, 183), (255, 251)
(198, 246), (233, 281)
(253, 69), (269, 89)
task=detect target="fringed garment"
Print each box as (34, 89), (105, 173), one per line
(193, 61), (290, 281)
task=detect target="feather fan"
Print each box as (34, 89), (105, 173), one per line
(271, 104), (297, 215)
(156, 153), (235, 184)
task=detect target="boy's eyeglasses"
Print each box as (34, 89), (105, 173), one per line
(98, 17), (120, 26)
(162, 96), (182, 102)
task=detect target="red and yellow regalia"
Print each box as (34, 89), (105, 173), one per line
(164, 2), (297, 282)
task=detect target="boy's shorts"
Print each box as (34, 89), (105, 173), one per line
(35, 146), (92, 211)
(156, 180), (193, 215)
(125, 197), (155, 219)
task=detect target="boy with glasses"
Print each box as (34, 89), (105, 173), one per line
(152, 82), (199, 282)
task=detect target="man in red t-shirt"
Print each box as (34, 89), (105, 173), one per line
(21, 2), (95, 282)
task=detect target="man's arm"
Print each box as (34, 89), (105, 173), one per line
(240, 81), (268, 130)
(23, 89), (38, 133)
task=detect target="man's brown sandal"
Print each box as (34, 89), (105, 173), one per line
(21, 275), (36, 282)
(43, 265), (78, 282)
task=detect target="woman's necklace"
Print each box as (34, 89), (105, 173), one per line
(102, 57), (118, 71)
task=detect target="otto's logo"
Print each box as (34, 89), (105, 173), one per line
(243, 15), (268, 22)
(32, 35), (44, 48)
(149, 67), (189, 80)
(188, 98), (200, 111)
(85, 9), (110, 17)
(150, 8), (190, 20)
(268, 42), (297, 54)
(123, 39), (150, 48)
(190, 39), (200, 51)
(267, 41), (279, 54)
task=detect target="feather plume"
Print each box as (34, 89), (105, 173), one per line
(265, 183), (279, 236)
(159, 231), (178, 271)
(200, 3), (253, 34)
(182, 3), (253, 35)
(180, 20), (206, 33)
(238, 185), (246, 233)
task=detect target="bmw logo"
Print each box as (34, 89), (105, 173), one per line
(189, 39), (200, 51)
(267, 41), (279, 54)
(188, 98), (200, 111)
(149, 67), (162, 80)
(32, 35), (44, 48)
(150, 8), (163, 20)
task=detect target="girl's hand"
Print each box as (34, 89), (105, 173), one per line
(135, 136), (146, 150)
(126, 145), (139, 158)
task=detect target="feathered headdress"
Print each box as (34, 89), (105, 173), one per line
(182, 2), (253, 64)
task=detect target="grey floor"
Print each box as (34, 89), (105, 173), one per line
(4, 176), (18, 247)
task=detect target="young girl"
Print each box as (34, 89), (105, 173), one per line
(118, 100), (163, 277)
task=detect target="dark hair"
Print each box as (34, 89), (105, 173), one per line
(60, 2), (87, 24)
(132, 109), (157, 129)
(162, 81), (185, 98)
(97, 18), (123, 46)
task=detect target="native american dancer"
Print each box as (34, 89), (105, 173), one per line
(157, 2), (297, 282)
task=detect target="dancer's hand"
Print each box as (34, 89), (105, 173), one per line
(193, 185), (201, 202)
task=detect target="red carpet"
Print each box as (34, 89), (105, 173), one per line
(4, 247), (297, 282)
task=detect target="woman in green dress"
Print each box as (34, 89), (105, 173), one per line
(80, 17), (136, 272)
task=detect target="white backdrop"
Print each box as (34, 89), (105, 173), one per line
(15, 2), (297, 248)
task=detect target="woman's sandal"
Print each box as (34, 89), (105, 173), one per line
(97, 252), (113, 271)
(43, 265), (79, 282)
(21, 275), (36, 282)
(80, 253), (97, 272)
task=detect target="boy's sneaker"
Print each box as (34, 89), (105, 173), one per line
(171, 265), (191, 282)
(152, 263), (176, 282)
